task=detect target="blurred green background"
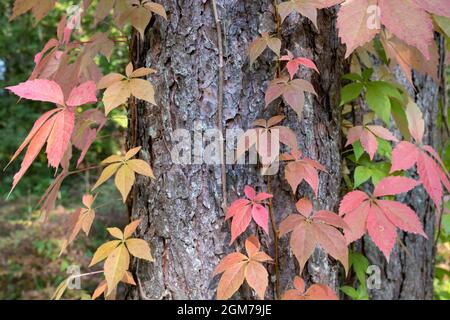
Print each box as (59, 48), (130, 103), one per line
(0, 1), (129, 299)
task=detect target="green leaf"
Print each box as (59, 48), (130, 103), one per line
(370, 162), (390, 185)
(362, 68), (374, 82)
(350, 252), (369, 287)
(340, 83), (364, 106)
(434, 16), (450, 38)
(342, 73), (363, 82)
(353, 141), (364, 161)
(391, 99), (410, 140)
(340, 286), (359, 299)
(365, 82), (391, 124)
(354, 166), (372, 188)
(442, 214), (450, 236)
(373, 38), (388, 65)
(377, 138), (392, 160)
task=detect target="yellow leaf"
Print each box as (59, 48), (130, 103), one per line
(124, 146), (142, 160)
(89, 240), (121, 267)
(97, 73), (126, 89)
(126, 238), (154, 261)
(104, 244), (130, 295)
(107, 227), (124, 239)
(91, 280), (107, 300)
(131, 67), (157, 78)
(101, 154), (123, 164)
(92, 162), (122, 190)
(127, 159), (155, 179)
(103, 81), (131, 115)
(130, 78), (156, 105)
(114, 164), (135, 202)
(123, 219), (142, 239)
(122, 271), (136, 285)
(51, 278), (70, 300)
(81, 208), (95, 236)
(144, 2), (167, 19)
(125, 62), (134, 78)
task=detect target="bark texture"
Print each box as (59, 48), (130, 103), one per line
(125, 0), (442, 300)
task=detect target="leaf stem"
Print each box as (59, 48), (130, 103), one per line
(267, 175), (280, 299)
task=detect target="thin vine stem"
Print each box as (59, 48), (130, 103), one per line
(267, 0), (282, 300)
(267, 175), (280, 299)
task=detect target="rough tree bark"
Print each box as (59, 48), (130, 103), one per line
(125, 1), (443, 300)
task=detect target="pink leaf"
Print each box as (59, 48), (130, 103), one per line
(367, 204), (397, 261)
(251, 204), (269, 234)
(345, 126), (364, 146)
(377, 200), (427, 238)
(46, 109), (75, 168)
(230, 206), (252, 244)
(226, 199), (250, 220)
(339, 190), (369, 216)
(11, 117), (56, 193)
(295, 198), (313, 218)
(373, 176), (420, 198)
(417, 152), (443, 208)
(379, 0), (433, 60)
(66, 81), (98, 107)
(244, 185), (256, 200)
(6, 79), (65, 105)
(343, 200), (370, 243)
(360, 129), (378, 160)
(366, 125), (398, 142)
(413, 0), (450, 18)
(314, 210), (349, 231)
(337, 0), (380, 58)
(5, 108), (60, 168)
(390, 141), (419, 173)
(254, 192), (273, 202)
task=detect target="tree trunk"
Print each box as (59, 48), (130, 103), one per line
(125, 1), (443, 300)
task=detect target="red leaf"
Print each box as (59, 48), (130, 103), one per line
(244, 185), (256, 200)
(314, 210), (350, 230)
(229, 205), (252, 244)
(343, 200), (370, 244)
(280, 205), (348, 272)
(313, 223), (349, 273)
(339, 190), (368, 216)
(417, 152), (443, 208)
(11, 117), (56, 192)
(5, 108), (60, 169)
(251, 204), (269, 234)
(373, 176), (420, 198)
(377, 200), (427, 238)
(227, 187), (272, 243)
(46, 109), (75, 168)
(366, 204), (397, 261)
